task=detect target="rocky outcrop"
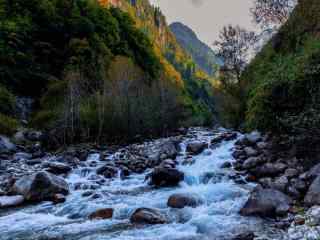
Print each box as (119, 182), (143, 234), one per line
(240, 187), (292, 217)
(130, 208), (167, 224)
(167, 193), (203, 208)
(149, 167), (184, 187)
(11, 171), (69, 202)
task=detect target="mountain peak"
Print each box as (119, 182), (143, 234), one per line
(170, 22), (219, 76)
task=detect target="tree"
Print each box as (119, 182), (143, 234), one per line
(213, 25), (257, 87)
(251, 0), (297, 29)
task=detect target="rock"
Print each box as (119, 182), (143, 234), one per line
(159, 140), (179, 160)
(167, 193), (203, 209)
(96, 164), (118, 178)
(12, 171), (69, 202)
(294, 215), (305, 225)
(305, 163), (320, 181)
(285, 168), (299, 179)
(273, 176), (289, 192)
(89, 208), (114, 220)
(304, 176), (320, 206)
(244, 147), (259, 157)
(221, 162), (232, 169)
(307, 206), (320, 225)
(24, 130), (43, 142)
(120, 167), (130, 179)
(0, 135), (16, 153)
(159, 159), (176, 169)
(233, 232), (255, 240)
(186, 141), (208, 155)
(0, 195), (24, 208)
(232, 150), (245, 159)
(287, 186), (300, 199)
(149, 167), (184, 187)
(256, 141), (268, 150)
(46, 162), (72, 175)
(243, 157), (263, 169)
(252, 162), (287, 178)
(240, 187), (292, 217)
(52, 194), (66, 204)
(245, 131), (262, 145)
(130, 208), (167, 224)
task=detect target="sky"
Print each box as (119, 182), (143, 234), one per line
(150, 0), (256, 47)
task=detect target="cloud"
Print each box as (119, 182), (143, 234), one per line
(189, 0), (204, 7)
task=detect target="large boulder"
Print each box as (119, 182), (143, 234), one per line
(251, 162), (287, 178)
(96, 164), (118, 178)
(130, 208), (167, 224)
(167, 193), (203, 209)
(149, 167), (184, 187)
(186, 141), (208, 155)
(0, 135), (16, 153)
(304, 176), (320, 206)
(0, 195), (24, 208)
(240, 187), (292, 217)
(11, 171), (69, 202)
(89, 208), (114, 220)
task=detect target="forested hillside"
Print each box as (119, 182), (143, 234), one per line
(0, 0), (217, 144)
(242, 0), (320, 156)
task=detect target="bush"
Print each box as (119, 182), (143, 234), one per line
(0, 113), (19, 136)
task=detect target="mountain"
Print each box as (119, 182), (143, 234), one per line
(0, 0), (218, 144)
(170, 22), (220, 76)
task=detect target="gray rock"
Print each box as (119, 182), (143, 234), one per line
(0, 195), (24, 208)
(240, 187), (292, 217)
(305, 176), (320, 206)
(291, 178), (307, 193)
(285, 168), (299, 179)
(305, 163), (320, 181)
(252, 162), (287, 178)
(273, 176), (289, 192)
(167, 193), (203, 209)
(149, 167), (184, 187)
(243, 157), (263, 169)
(12, 171), (69, 202)
(233, 232), (255, 240)
(46, 162), (72, 175)
(244, 147), (259, 157)
(159, 140), (179, 160)
(186, 141), (208, 155)
(130, 208), (167, 224)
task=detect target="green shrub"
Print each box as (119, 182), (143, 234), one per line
(0, 113), (18, 136)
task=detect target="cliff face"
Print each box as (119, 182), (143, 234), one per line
(170, 22), (220, 76)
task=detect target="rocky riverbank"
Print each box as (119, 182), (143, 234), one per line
(232, 131), (320, 239)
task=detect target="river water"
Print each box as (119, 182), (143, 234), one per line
(0, 128), (283, 240)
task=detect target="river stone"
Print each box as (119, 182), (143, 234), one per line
(233, 232), (255, 240)
(167, 193), (203, 209)
(305, 163), (320, 181)
(149, 167), (184, 187)
(240, 187), (292, 217)
(245, 131), (262, 145)
(0, 195), (24, 208)
(252, 162), (287, 178)
(244, 147), (258, 157)
(243, 157), (263, 169)
(159, 140), (179, 160)
(11, 171), (69, 202)
(130, 208), (167, 224)
(304, 176), (320, 206)
(96, 164), (118, 178)
(89, 208), (114, 220)
(186, 141), (208, 155)
(46, 162), (72, 175)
